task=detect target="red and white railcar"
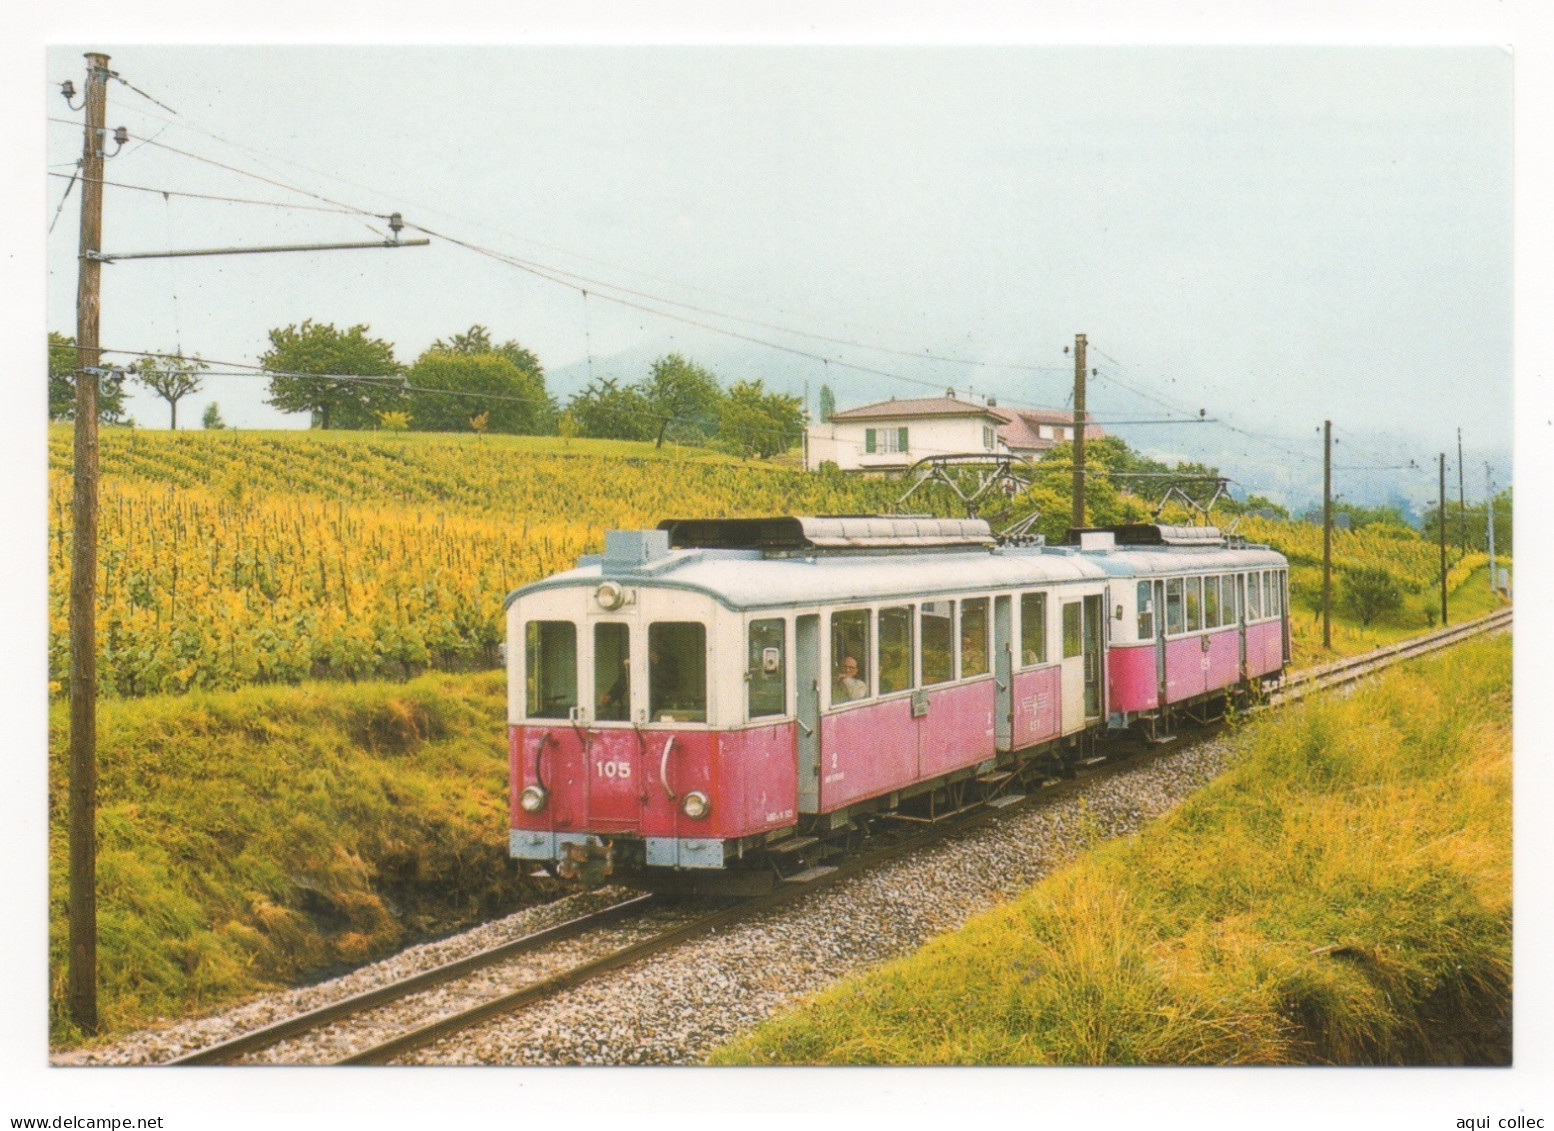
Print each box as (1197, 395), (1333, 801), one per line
(505, 516), (1287, 890)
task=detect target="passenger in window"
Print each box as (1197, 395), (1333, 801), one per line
(598, 657), (630, 719)
(834, 656), (867, 702)
(650, 646), (680, 706)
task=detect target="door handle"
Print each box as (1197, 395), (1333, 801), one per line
(796, 718), (813, 736)
(660, 736), (677, 801)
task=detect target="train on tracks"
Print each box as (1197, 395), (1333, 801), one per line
(505, 516), (1289, 892)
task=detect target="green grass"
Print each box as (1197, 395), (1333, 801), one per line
(712, 634), (1512, 1065)
(48, 671), (532, 1046)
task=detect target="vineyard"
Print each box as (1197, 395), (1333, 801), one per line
(47, 427), (1506, 698)
(47, 428), (911, 697)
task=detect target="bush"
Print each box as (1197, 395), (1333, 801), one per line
(1340, 566), (1403, 627)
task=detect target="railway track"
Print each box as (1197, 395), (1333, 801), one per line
(172, 607), (1510, 1067)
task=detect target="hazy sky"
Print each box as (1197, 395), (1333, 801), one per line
(9, 2), (1554, 1123)
(37, 43), (1514, 501)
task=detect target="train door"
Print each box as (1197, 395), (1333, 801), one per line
(1060, 599), (1086, 733)
(994, 595), (1013, 751)
(795, 614), (821, 813)
(1153, 579), (1168, 708)
(581, 621), (644, 832)
(1083, 593), (1105, 722)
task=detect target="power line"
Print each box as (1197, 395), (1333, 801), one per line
(47, 172), (364, 214)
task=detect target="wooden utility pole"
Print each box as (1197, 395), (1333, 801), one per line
(68, 50), (111, 1035)
(1322, 420), (1332, 651)
(1457, 428), (1467, 555)
(1071, 333), (1087, 530)
(1486, 463), (1497, 594)
(1438, 453), (1449, 626)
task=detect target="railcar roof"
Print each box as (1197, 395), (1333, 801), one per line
(505, 542), (1287, 613)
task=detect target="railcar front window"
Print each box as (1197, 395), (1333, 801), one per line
(525, 621), (577, 719)
(879, 606), (914, 695)
(960, 598), (990, 677)
(594, 622), (630, 721)
(1135, 582), (1153, 641)
(921, 601), (954, 685)
(1022, 592), (1049, 664)
(1262, 572), (1273, 619)
(1062, 601), (1083, 659)
(747, 618), (786, 719)
(1204, 576), (1221, 628)
(649, 622), (706, 722)
(1273, 572), (1285, 617)
(1166, 578), (1185, 636)
(1185, 578), (1203, 632)
(831, 609), (872, 703)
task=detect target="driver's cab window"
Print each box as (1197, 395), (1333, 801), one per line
(594, 622), (630, 721)
(525, 620), (577, 719)
(649, 621), (706, 722)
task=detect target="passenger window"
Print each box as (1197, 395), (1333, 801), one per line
(1022, 592), (1048, 664)
(747, 618), (786, 719)
(594, 622), (630, 721)
(920, 601), (955, 685)
(831, 609), (872, 704)
(1273, 572), (1285, 617)
(1247, 573), (1262, 620)
(1166, 578), (1185, 636)
(525, 621), (577, 719)
(1185, 578), (1203, 632)
(1262, 573), (1272, 618)
(1135, 582), (1153, 641)
(1062, 601), (1083, 659)
(879, 606), (914, 695)
(1204, 576), (1221, 629)
(960, 598), (990, 677)
(649, 622), (706, 722)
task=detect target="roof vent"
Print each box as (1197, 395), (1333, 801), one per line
(602, 529), (672, 574)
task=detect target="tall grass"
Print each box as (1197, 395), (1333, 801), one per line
(712, 635), (1511, 1065)
(47, 671), (526, 1045)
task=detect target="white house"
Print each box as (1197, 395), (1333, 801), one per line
(805, 392), (1104, 472)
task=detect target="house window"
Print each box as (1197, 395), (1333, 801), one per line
(982, 425), (995, 450)
(864, 427), (908, 454)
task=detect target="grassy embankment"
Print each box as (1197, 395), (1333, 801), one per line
(712, 634), (1512, 1065)
(48, 672), (516, 1046)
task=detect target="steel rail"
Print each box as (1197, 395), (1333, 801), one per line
(169, 893), (657, 1065)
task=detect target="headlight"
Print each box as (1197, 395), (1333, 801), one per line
(681, 790), (711, 820)
(519, 784), (548, 813)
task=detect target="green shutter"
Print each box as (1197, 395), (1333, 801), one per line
(898, 427), (909, 452)
(865, 428), (876, 454)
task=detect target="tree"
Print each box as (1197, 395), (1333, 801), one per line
(567, 377), (655, 441)
(426, 324), (556, 431)
(261, 320), (405, 430)
(639, 354), (724, 447)
(49, 332), (127, 424)
(818, 384), (836, 422)
(717, 379), (804, 458)
(134, 354), (204, 430)
(201, 402), (226, 430)
(407, 350), (550, 434)
(1339, 566), (1403, 627)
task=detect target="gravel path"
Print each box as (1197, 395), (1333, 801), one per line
(54, 735), (1236, 1067)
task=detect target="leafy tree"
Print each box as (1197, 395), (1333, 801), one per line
(202, 402), (226, 430)
(49, 331), (127, 424)
(1424, 489), (1512, 556)
(567, 377), (656, 441)
(1339, 566), (1403, 627)
(818, 384), (836, 423)
(640, 354), (724, 447)
(407, 350), (550, 434)
(261, 320), (405, 430)
(717, 379), (804, 458)
(134, 354), (204, 430)
(426, 325), (556, 431)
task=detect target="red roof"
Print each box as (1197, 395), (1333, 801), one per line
(828, 395), (1003, 422)
(825, 395), (1105, 451)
